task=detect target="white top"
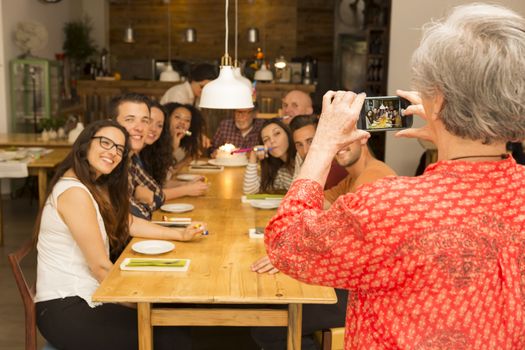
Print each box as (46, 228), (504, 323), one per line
(160, 81), (195, 105)
(35, 178), (108, 308)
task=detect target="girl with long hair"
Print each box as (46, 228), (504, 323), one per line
(34, 120), (192, 349)
(164, 102), (206, 173)
(243, 118), (296, 194)
(141, 101), (208, 198)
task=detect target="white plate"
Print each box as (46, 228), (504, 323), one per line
(249, 200), (281, 209)
(176, 174), (201, 181)
(131, 240), (175, 255)
(209, 158), (248, 167)
(190, 160), (208, 166)
(160, 203), (194, 213)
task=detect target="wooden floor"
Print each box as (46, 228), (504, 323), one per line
(0, 187), (259, 350)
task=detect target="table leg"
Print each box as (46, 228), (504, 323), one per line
(37, 169), (47, 208)
(138, 303), (153, 350)
(0, 193), (3, 246)
(287, 304), (302, 350)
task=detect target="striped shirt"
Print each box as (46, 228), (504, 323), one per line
(243, 163), (294, 194)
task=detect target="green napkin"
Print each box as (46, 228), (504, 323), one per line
(246, 194), (284, 200)
(125, 258), (186, 267)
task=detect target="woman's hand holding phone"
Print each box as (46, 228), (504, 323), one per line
(395, 89), (437, 144)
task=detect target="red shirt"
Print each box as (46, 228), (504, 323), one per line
(265, 157), (525, 349)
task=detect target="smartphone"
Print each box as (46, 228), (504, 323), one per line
(358, 96), (412, 132)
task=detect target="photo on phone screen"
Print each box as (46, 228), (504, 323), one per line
(358, 96), (412, 132)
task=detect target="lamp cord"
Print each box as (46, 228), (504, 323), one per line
(225, 0), (229, 57)
(167, 2), (171, 63)
(234, 0), (238, 64)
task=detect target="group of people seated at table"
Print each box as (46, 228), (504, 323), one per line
(32, 3), (525, 349)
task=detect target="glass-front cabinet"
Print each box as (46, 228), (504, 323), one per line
(10, 58), (61, 133)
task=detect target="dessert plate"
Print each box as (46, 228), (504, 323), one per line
(176, 174), (201, 181)
(131, 240), (175, 255)
(160, 203), (194, 213)
(249, 200), (281, 210)
(209, 158), (248, 167)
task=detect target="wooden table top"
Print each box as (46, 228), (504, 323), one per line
(27, 148), (70, 169)
(93, 165), (336, 305)
(0, 133), (71, 148)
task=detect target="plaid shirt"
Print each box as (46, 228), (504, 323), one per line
(210, 118), (265, 153)
(128, 155), (165, 220)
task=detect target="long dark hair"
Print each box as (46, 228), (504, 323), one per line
(141, 102), (174, 185)
(260, 118), (296, 193)
(34, 119), (131, 258)
(164, 102), (204, 159)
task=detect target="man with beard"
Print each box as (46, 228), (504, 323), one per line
(324, 138), (396, 209)
(209, 107), (264, 157)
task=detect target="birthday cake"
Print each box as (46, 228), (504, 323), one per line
(215, 143), (248, 166)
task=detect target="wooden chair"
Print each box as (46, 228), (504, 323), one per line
(315, 327), (345, 350)
(8, 239), (38, 350)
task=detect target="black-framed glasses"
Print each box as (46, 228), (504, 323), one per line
(92, 136), (126, 157)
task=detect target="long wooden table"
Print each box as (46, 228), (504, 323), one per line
(0, 133), (72, 149)
(0, 148), (69, 245)
(93, 166), (336, 350)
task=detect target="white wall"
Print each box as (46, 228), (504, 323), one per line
(0, 0), (82, 133)
(386, 0), (525, 175)
(81, 0), (109, 50)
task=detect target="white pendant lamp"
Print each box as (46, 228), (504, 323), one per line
(234, 66), (252, 89)
(123, 0), (134, 43)
(159, 0), (180, 82)
(254, 63), (273, 81)
(199, 0), (253, 109)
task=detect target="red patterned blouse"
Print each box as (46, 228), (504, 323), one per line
(265, 157), (525, 349)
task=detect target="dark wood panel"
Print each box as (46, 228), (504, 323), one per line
(110, 0), (333, 63)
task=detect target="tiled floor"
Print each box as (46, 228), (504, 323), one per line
(1, 191), (259, 350)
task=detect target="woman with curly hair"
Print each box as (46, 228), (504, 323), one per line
(164, 102), (206, 172)
(141, 101), (208, 199)
(243, 118), (296, 194)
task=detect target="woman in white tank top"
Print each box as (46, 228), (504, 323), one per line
(35, 119), (192, 350)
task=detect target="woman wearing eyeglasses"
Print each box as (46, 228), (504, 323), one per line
(34, 120), (192, 349)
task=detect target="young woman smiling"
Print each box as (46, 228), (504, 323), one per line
(34, 120), (192, 349)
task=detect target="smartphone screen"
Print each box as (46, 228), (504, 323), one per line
(358, 96), (412, 132)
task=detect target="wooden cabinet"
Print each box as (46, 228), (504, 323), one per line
(76, 80), (176, 123)
(10, 58), (62, 133)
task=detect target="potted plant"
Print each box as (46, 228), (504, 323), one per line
(63, 16), (97, 79)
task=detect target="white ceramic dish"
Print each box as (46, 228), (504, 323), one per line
(176, 174), (201, 181)
(190, 160), (208, 166)
(209, 158), (248, 167)
(249, 200), (281, 210)
(120, 257), (190, 272)
(160, 203), (194, 213)
(131, 240), (175, 255)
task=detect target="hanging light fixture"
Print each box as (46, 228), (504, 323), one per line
(247, 27), (259, 43)
(199, 0), (253, 109)
(233, 0), (252, 90)
(160, 0), (180, 82)
(123, 0), (134, 43)
(184, 28), (197, 43)
(274, 55), (287, 69)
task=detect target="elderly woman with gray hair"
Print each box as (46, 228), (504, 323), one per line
(264, 3), (525, 349)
